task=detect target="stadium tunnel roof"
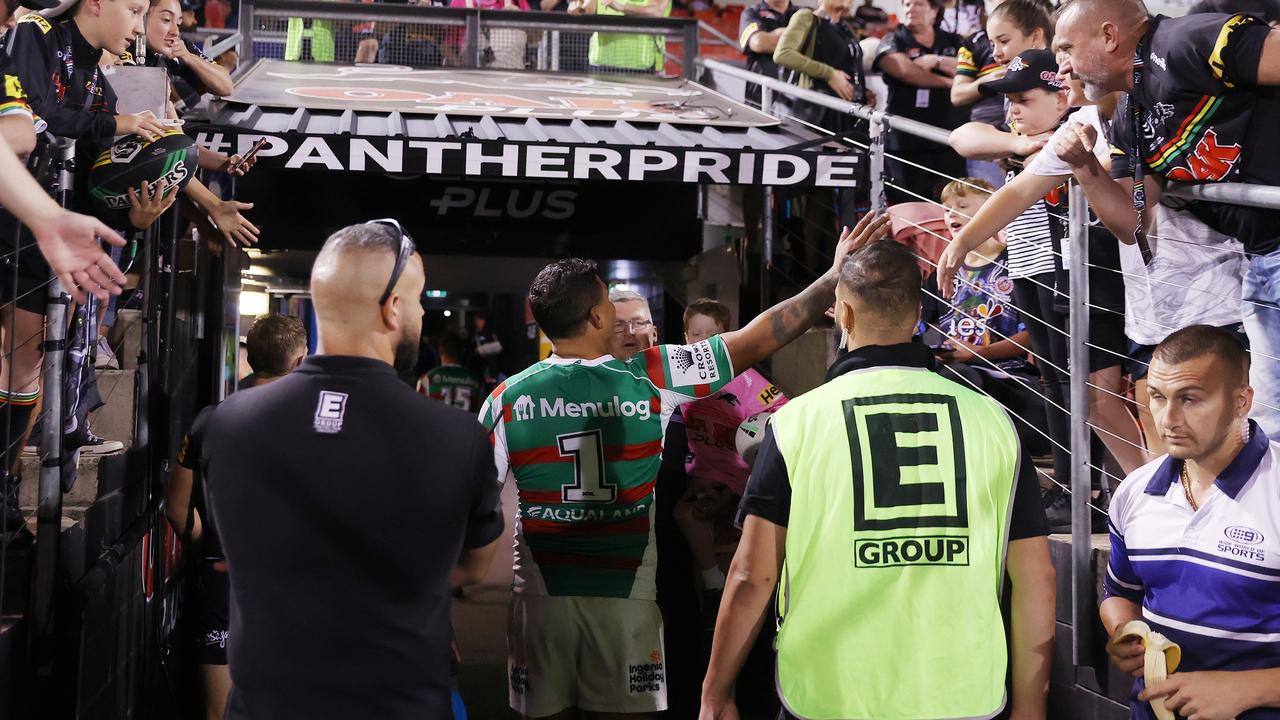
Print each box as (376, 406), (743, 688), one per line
(193, 61), (862, 188)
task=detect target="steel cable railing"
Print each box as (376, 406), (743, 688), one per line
(700, 55), (1280, 680)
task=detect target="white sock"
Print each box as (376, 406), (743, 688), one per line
(701, 566), (725, 591)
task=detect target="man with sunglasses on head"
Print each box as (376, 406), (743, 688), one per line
(196, 220), (504, 720)
(482, 213), (891, 720)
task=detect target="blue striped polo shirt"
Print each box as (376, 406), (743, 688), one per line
(1105, 420), (1280, 719)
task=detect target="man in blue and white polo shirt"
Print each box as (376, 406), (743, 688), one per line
(1103, 325), (1280, 720)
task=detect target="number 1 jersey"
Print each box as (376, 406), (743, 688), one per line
(480, 337), (734, 599)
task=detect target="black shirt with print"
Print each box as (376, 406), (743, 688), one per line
(739, 0), (798, 103)
(956, 30), (1005, 126)
(1109, 12), (1280, 255)
(873, 24), (967, 149)
(0, 14), (118, 141)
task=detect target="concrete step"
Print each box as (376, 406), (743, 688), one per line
(18, 453), (117, 510)
(87, 369), (137, 450)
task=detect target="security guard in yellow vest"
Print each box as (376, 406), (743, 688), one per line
(700, 240), (1056, 720)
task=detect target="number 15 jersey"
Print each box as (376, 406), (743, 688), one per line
(480, 337), (734, 600)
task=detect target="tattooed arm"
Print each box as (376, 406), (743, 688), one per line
(721, 214), (892, 375)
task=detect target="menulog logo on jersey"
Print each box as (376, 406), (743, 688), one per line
(667, 340), (720, 386)
(511, 394), (650, 421)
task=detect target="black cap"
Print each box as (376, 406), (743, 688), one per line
(20, 0), (63, 10)
(985, 49), (1065, 95)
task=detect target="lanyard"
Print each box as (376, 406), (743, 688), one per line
(61, 38), (102, 106)
(1129, 38), (1154, 265)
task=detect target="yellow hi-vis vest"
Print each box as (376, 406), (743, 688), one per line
(770, 365), (1020, 720)
(588, 0), (670, 71)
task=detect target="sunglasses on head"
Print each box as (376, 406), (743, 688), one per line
(368, 218), (417, 306)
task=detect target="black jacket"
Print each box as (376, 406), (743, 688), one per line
(2, 13), (118, 142)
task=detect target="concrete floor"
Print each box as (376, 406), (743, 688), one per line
(453, 480), (519, 719)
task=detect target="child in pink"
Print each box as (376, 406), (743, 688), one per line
(673, 300), (788, 614)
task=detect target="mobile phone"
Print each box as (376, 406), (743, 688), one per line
(231, 138), (269, 171)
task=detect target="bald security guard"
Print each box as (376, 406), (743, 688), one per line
(197, 220), (504, 720)
(701, 240), (1055, 720)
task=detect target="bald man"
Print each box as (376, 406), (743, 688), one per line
(1054, 0), (1280, 437)
(195, 221), (504, 720)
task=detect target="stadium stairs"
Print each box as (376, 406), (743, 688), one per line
(1, 309), (146, 719)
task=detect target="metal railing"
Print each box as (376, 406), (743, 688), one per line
(699, 55), (1279, 693)
(236, 0), (700, 77)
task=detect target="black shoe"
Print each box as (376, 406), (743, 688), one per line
(1043, 487), (1071, 534)
(1, 472), (30, 545)
(1090, 488), (1111, 534)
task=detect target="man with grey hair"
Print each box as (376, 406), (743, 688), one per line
(610, 288), (659, 360)
(1053, 0), (1280, 437)
(197, 220), (504, 720)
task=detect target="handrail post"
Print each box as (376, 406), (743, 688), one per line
(761, 186), (773, 307)
(760, 85), (772, 115)
(869, 111), (886, 214)
(30, 139), (72, 693)
(240, 0), (255, 66)
(550, 30), (560, 72)
(464, 9), (481, 67)
(1067, 181), (1096, 678)
(681, 21), (698, 79)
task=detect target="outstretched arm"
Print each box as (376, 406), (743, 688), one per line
(935, 170), (1061, 297)
(720, 213), (892, 374)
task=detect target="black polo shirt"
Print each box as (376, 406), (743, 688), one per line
(956, 30), (1006, 125)
(200, 355), (503, 720)
(737, 343), (1048, 540)
(739, 0), (798, 102)
(1108, 12), (1280, 256)
(873, 25), (967, 149)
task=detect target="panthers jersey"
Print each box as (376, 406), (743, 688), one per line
(480, 337), (734, 599)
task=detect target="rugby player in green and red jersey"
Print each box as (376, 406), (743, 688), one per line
(481, 213), (891, 720)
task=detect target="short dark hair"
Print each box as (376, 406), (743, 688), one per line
(246, 314), (308, 377)
(838, 241), (922, 327)
(991, 0), (1055, 43)
(1152, 324), (1250, 388)
(437, 331), (464, 361)
(529, 259), (606, 340)
(684, 298), (731, 332)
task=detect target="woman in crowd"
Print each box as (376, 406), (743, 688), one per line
(873, 0), (966, 203)
(950, 0), (1051, 187)
(773, 0), (871, 131)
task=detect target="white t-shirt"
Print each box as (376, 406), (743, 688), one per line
(1025, 106), (1245, 345)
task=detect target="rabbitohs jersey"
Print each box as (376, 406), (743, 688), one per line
(480, 336), (734, 600)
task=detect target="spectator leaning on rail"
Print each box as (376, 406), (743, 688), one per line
(738, 0), (797, 108)
(873, 0), (968, 203)
(772, 0), (872, 130)
(1102, 325), (1280, 720)
(1054, 0), (1280, 438)
(700, 239), (1054, 720)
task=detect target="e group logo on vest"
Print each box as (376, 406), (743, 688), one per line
(845, 393), (971, 568)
